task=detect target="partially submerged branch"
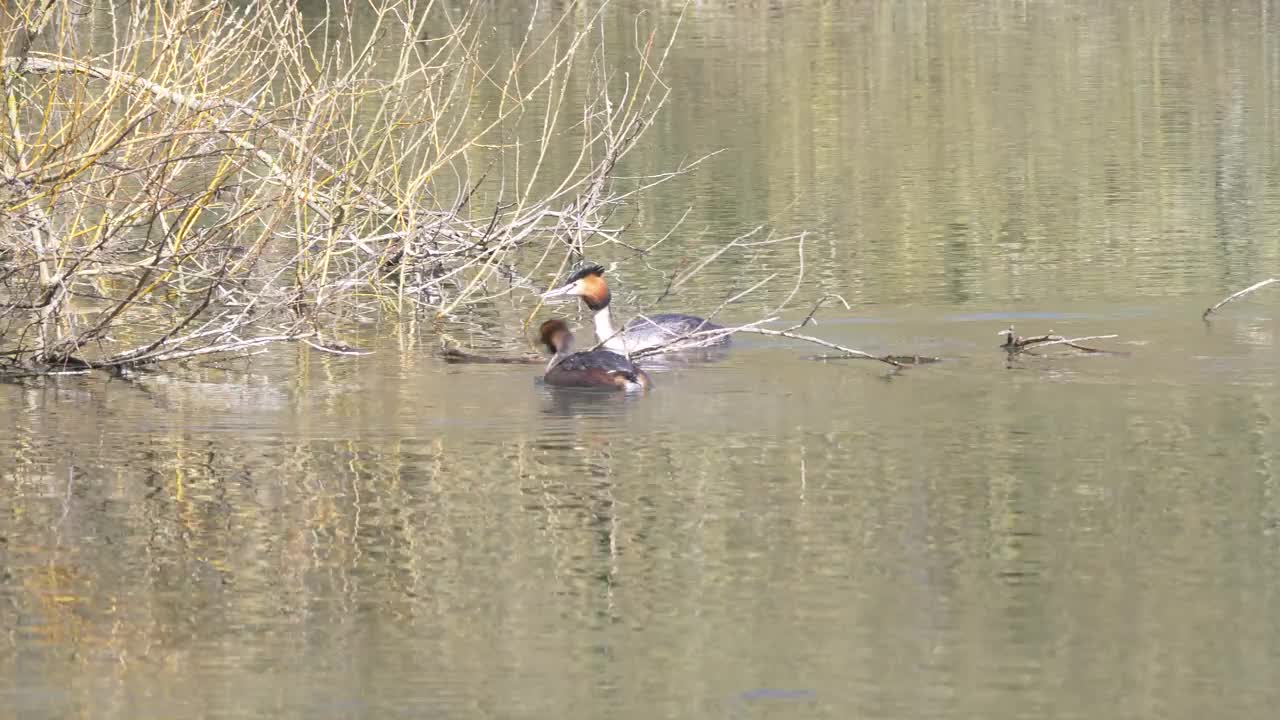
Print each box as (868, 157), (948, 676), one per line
(730, 326), (915, 368)
(1203, 278), (1279, 319)
(440, 345), (542, 365)
(628, 295), (936, 369)
(999, 326), (1124, 356)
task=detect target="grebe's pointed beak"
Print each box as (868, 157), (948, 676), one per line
(541, 282), (578, 301)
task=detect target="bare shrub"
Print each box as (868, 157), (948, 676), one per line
(0, 0), (682, 375)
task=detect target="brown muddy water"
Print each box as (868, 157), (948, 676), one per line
(5, 2), (1280, 718)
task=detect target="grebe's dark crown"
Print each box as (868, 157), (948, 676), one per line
(566, 264), (606, 284)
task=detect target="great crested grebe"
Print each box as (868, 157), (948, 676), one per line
(539, 319), (652, 391)
(541, 265), (729, 354)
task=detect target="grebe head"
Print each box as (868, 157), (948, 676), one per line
(538, 318), (575, 355)
(541, 264), (611, 311)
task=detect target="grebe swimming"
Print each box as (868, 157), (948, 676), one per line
(539, 319), (652, 391)
(541, 265), (729, 354)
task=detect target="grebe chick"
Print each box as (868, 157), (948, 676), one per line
(539, 319), (651, 391)
(541, 264), (729, 355)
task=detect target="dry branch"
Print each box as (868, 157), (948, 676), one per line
(440, 346), (542, 365)
(0, 0), (687, 376)
(999, 326), (1124, 357)
(1203, 278), (1279, 319)
(629, 304), (934, 370)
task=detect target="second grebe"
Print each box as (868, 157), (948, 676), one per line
(541, 265), (729, 354)
(539, 319), (652, 391)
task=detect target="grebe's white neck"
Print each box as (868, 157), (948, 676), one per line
(592, 305), (628, 354)
(545, 350), (566, 373)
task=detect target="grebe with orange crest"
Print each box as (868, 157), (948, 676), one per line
(541, 264), (729, 355)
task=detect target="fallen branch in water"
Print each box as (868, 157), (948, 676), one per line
(440, 346), (542, 365)
(807, 353), (941, 366)
(729, 326), (912, 368)
(0, 333), (318, 378)
(1203, 278), (1279, 319)
(302, 338), (374, 357)
(999, 326), (1123, 356)
(629, 298), (936, 369)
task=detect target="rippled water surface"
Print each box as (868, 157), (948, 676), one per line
(6, 2), (1280, 718)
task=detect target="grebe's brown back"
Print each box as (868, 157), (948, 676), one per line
(538, 319), (651, 391)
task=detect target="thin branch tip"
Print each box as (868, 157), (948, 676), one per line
(1204, 278), (1279, 319)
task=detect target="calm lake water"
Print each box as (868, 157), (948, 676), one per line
(5, 1), (1280, 718)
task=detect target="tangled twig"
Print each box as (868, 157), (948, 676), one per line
(0, 0), (687, 376)
(999, 326), (1123, 356)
